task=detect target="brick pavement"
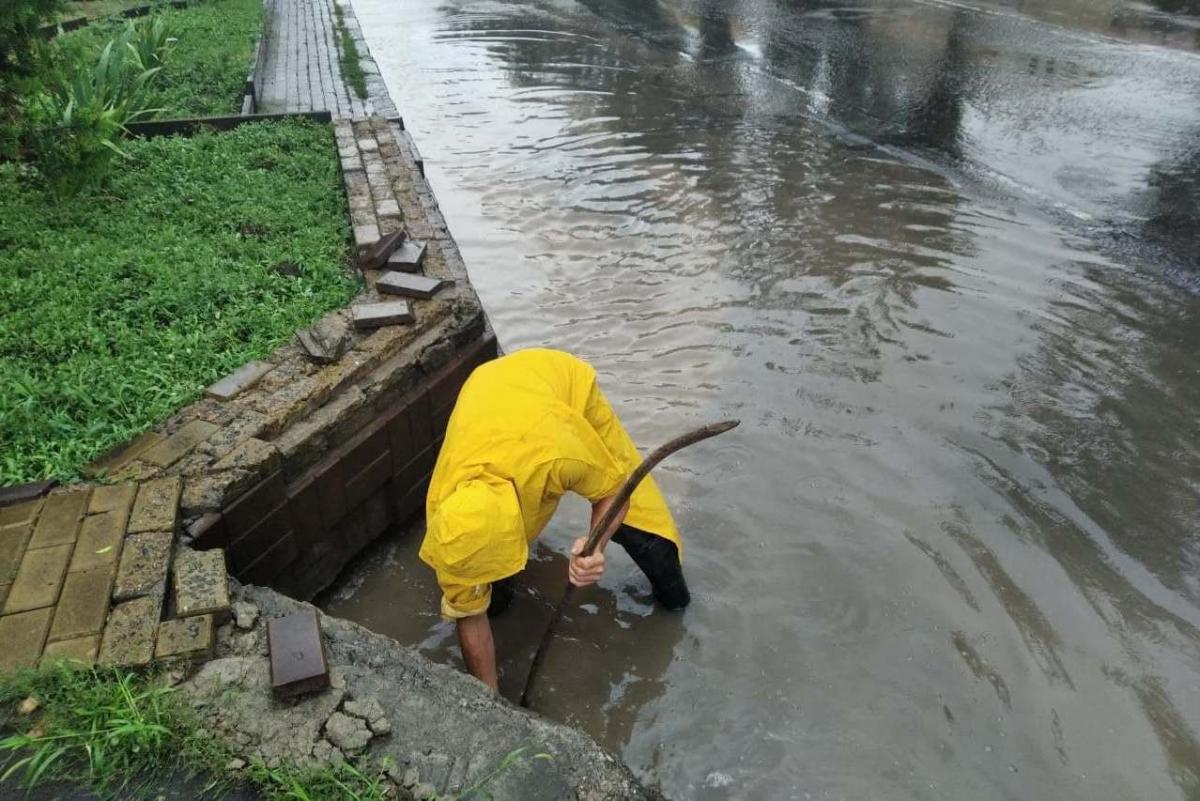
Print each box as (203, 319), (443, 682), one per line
(0, 482), (230, 671)
(257, 0), (373, 117)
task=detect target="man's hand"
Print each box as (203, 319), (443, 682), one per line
(569, 537), (606, 587)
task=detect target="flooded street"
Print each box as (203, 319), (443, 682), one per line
(325, 0), (1200, 797)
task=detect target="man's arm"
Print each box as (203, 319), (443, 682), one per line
(456, 613), (498, 691)
(569, 494), (629, 587)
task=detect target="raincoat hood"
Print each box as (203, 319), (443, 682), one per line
(419, 476), (526, 587)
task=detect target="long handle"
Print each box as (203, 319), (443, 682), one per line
(518, 419), (740, 708)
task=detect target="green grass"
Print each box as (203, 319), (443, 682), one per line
(58, 0), (263, 117)
(0, 664), (226, 791)
(333, 4), (367, 100)
(0, 666), (552, 801)
(0, 119), (358, 484)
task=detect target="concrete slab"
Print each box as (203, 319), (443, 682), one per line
(0, 498), (42, 530)
(42, 634), (100, 666)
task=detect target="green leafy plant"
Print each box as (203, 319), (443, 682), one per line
(25, 17), (174, 193)
(249, 758), (391, 801)
(0, 0), (64, 158)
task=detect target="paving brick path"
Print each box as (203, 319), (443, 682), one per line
(257, 0), (371, 117)
(0, 481), (228, 671)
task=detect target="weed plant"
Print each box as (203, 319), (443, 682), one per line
(59, 0), (263, 117)
(0, 120), (357, 484)
(333, 4), (368, 100)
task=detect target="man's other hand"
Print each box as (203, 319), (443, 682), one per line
(569, 537), (605, 586)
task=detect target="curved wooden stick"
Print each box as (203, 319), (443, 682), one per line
(519, 419), (740, 708)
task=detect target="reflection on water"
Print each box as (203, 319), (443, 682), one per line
(329, 0), (1200, 797)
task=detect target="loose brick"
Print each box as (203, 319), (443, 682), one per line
(4, 544), (72, 614)
(205, 361), (275, 401)
(0, 499), (41, 530)
(42, 635), (100, 666)
(0, 525), (31, 584)
(268, 609), (329, 698)
(97, 596), (161, 667)
(68, 510), (126, 573)
(385, 240), (426, 272)
(113, 531), (173, 602)
(141, 421), (221, 468)
(212, 438), (280, 474)
(155, 614), (215, 661)
(84, 431), (165, 479)
(172, 548), (231, 621)
(352, 301), (413, 330)
(0, 608), (53, 670)
(127, 477), (183, 534)
(88, 482), (137, 515)
(28, 490), (90, 549)
(49, 569), (114, 642)
(377, 272), (451, 300)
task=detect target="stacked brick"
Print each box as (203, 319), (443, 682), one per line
(0, 482), (230, 670)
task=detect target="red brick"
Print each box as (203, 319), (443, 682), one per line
(345, 450), (392, 510)
(223, 471), (286, 540)
(229, 506), (292, 574)
(240, 532), (298, 587)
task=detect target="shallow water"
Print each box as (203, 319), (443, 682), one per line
(325, 0), (1200, 797)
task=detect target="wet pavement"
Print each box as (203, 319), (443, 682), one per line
(326, 0), (1200, 798)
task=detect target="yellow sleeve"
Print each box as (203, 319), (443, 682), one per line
(552, 456), (623, 503)
(440, 583), (491, 620)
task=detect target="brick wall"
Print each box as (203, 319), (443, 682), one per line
(190, 333), (496, 600)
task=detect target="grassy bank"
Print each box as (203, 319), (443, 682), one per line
(0, 120), (357, 484)
(58, 0), (263, 117)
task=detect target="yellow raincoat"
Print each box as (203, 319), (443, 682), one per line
(419, 349), (681, 618)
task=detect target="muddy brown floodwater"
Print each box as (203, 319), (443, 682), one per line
(323, 0), (1200, 797)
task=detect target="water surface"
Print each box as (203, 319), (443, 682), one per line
(326, 0), (1200, 797)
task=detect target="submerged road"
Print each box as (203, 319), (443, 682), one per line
(327, 0), (1200, 798)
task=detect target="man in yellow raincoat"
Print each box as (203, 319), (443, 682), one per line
(419, 348), (689, 690)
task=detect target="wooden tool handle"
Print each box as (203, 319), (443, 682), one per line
(579, 419), (740, 557)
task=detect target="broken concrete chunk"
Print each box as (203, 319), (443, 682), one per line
(352, 301), (413, 330)
(295, 314), (354, 364)
(173, 548), (231, 621)
(232, 601), (260, 630)
(324, 712), (373, 752)
(376, 272), (451, 300)
(384, 239), (426, 272)
(343, 697), (386, 724)
(205, 361), (274, 401)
